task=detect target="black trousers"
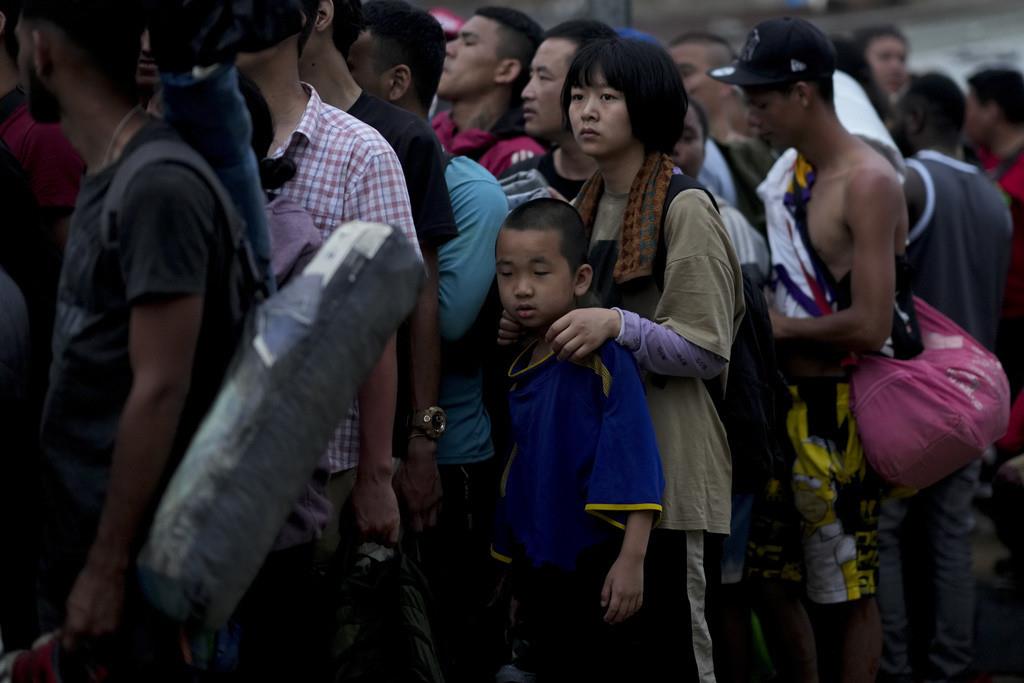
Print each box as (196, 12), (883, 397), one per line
(418, 458), (505, 683)
(512, 529), (725, 683)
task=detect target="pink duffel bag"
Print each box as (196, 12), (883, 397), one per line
(850, 297), (1011, 489)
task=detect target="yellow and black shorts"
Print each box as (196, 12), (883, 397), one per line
(746, 379), (882, 604)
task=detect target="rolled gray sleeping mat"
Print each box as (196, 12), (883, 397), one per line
(137, 221), (423, 629)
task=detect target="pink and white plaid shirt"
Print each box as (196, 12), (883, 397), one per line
(273, 85), (420, 473)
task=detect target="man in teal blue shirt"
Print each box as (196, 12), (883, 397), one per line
(349, 3), (511, 680)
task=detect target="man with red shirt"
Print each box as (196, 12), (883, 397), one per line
(432, 6), (545, 177)
(966, 68), (1024, 399)
(0, 0), (83, 250)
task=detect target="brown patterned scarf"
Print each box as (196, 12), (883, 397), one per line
(575, 152), (676, 284)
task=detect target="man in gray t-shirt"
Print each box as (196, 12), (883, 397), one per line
(881, 73), (1013, 683)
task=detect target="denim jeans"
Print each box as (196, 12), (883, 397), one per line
(159, 64), (274, 292)
(878, 460), (981, 682)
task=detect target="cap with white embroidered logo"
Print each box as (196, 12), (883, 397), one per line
(708, 17), (836, 87)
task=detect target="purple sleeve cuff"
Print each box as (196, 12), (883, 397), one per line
(613, 308), (727, 379)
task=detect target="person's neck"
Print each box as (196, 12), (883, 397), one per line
(246, 56), (310, 153)
(553, 136), (598, 181)
(301, 47), (362, 112)
(597, 143), (647, 195)
(529, 330), (554, 364)
(916, 134), (963, 161)
(401, 96), (428, 121)
(989, 123), (1024, 160)
(0, 57), (18, 98)
(450, 90), (511, 133)
(796, 110), (856, 172)
(61, 88), (147, 173)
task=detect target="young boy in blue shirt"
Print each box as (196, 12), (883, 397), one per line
(492, 198), (665, 680)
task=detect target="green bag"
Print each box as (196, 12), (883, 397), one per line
(327, 532), (446, 683)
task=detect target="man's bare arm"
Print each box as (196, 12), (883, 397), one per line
(396, 244), (443, 531)
(773, 167), (902, 352)
(903, 165), (926, 235)
(64, 295), (203, 648)
(351, 335), (401, 545)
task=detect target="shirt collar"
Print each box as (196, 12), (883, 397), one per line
(274, 83), (323, 157)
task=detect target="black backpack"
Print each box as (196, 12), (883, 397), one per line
(100, 138), (264, 329)
(653, 174), (790, 491)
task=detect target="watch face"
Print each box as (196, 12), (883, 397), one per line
(430, 411), (446, 434)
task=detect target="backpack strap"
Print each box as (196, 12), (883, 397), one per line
(653, 173), (720, 292)
(649, 173), (721, 392)
(101, 138), (263, 296)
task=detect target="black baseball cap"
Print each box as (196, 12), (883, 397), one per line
(709, 17), (836, 87)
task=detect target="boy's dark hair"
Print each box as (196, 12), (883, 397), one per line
(363, 0), (445, 111)
(474, 6), (542, 107)
(543, 19), (617, 49)
(300, 0), (364, 58)
(668, 31), (736, 67)
(968, 68), (1024, 124)
(561, 38), (688, 156)
(502, 198), (589, 272)
(0, 0), (21, 61)
(904, 72), (966, 136)
(21, 0), (145, 98)
(854, 24), (907, 52)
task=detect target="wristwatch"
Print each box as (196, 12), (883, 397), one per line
(409, 406), (447, 440)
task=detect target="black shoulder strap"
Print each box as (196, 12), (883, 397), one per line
(100, 138), (262, 296)
(649, 173), (722, 393)
(653, 173), (720, 292)
(101, 138), (244, 248)
(0, 87), (27, 126)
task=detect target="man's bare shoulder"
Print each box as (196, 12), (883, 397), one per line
(843, 141), (903, 203)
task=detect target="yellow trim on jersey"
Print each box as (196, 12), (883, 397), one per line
(508, 340), (554, 378)
(499, 445), (518, 497)
(585, 503), (663, 530)
(571, 353), (612, 397)
(490, 546), (513, 564)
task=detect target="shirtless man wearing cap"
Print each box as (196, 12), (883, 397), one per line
(712, 17), (907, 683)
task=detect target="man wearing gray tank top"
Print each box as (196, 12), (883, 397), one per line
(881, 72), (1013, 683)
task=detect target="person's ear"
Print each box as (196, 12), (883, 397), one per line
(793, 81), (811, 108)
(0, 12), (7, 44)
(316, 0), (335, 33)
(494, 57), (522, 87)
(908, 104), (926, 136)
(386, 64), (412, 103)
(573, 263), (593, 297)
(29, 27), (55, 79)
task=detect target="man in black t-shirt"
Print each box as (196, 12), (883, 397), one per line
(18, 0), (245, 674)
(500, 20), (617, 201)
(299, 0), (456, 535)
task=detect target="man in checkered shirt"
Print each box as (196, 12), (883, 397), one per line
(236, 8), (421, 677)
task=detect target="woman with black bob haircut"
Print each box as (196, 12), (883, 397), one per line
(559, 37), (688, 155)
(544, 36), (746, 681)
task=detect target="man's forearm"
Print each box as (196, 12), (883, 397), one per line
(89, 381), (190, 569)
(775, 305), (890, 353)
(409, 245), (441, 413)
(357, 335), (399, 479)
